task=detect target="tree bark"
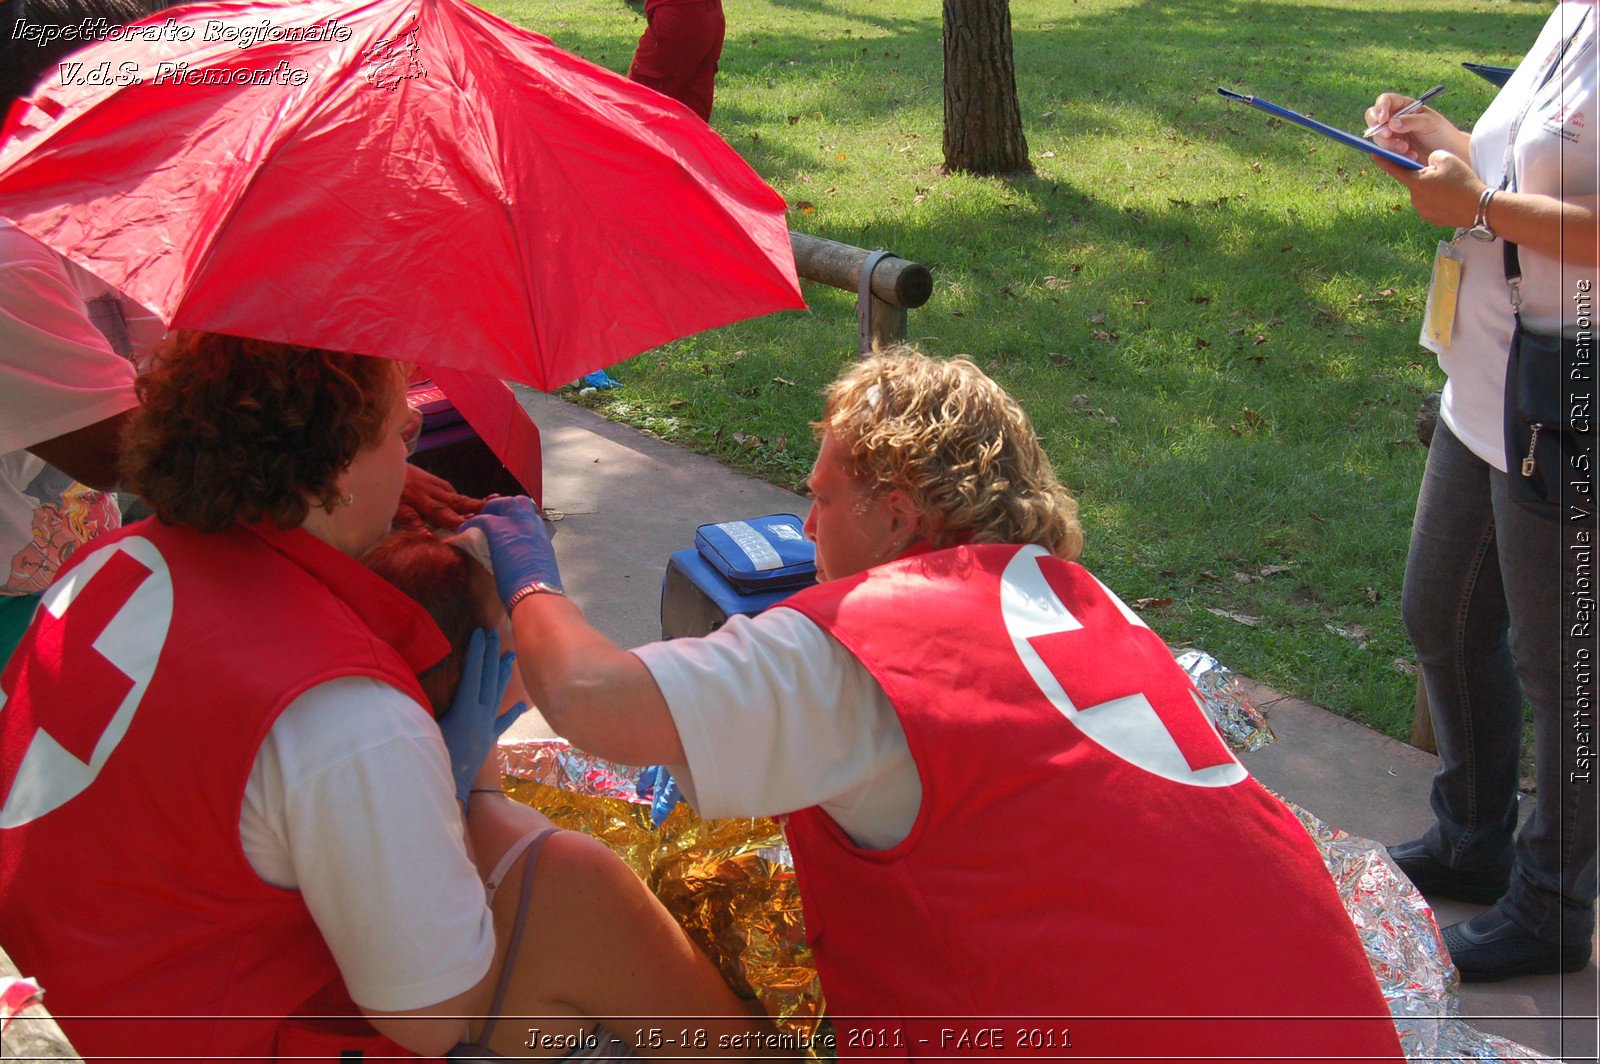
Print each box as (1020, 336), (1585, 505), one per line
(942, 0), (1031, 175)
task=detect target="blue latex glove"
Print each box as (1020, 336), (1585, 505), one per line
(580, 368), (622, 390)
(637, 764), (686, 828)
(436, 628), (525, 804)
(461, 496), (562, 607)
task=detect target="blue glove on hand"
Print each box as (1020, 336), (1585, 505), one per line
(461, 496), (562, 607)
(437, 628), (525, 804)
(637, 764), (687, 828)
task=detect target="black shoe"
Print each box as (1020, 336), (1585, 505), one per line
(1386, 838), (1510, 905)
(1441, 907), (1592, 982)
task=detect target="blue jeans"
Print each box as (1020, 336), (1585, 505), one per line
(1402, 422), (1597, 943)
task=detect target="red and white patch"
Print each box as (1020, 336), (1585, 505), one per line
(0, 537), (172, 827)
(1000, 545), (1246, 787)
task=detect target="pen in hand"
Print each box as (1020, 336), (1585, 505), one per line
(1363, 85), (1447, 138)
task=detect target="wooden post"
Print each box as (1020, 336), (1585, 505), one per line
(868, 299), (908, 351)
(1410, 673), (1436, 754)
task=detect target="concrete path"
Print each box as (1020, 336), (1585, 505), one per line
(505, 388), (1598, 1061)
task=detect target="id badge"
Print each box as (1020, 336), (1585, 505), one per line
(1420, 239), (1463, 353)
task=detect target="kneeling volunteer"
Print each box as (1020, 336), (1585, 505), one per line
(465, 347), (1407, 1062)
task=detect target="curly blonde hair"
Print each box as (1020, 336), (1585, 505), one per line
(816, 346), (1083, 560)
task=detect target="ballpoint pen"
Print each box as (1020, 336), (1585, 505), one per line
(1363, 85), (1447, 138)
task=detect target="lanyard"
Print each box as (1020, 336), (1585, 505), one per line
(1500, 5), (1592, 192)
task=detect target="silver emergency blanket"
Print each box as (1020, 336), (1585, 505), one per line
(1287, 801), (1559, 1062)
(1175, 647), (1277, 751)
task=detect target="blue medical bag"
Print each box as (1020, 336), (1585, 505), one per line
(660, 515), (817, 639)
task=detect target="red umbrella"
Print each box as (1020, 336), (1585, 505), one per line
(0, 0), (804, 390)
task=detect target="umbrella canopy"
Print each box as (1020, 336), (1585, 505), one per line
(0, 0), (805, 390)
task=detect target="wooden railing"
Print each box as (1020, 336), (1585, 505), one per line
(789, 232), (933, 355)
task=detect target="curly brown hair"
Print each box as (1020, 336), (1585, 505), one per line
(121, 332), (405, 532)
(816, 345), (1084, 560)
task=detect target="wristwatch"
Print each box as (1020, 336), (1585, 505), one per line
(506, 580), (565, 613)
(1467, 187), (1499, 242)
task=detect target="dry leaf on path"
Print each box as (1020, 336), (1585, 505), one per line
(1207, 607), (1262, 627)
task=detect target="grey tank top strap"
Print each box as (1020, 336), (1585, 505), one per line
(449, 826), (560, 1060)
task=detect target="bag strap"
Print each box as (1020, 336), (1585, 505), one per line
(1502, 239), (1524, 316)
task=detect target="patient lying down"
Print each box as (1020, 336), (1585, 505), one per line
(364, 530), (779, 1061)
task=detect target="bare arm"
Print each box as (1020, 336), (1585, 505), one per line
(463, 784), (782, 1061)
(1373, 148), (1599, 266)
(510, 592), (685, 766)
(361, 975), (495, 1057)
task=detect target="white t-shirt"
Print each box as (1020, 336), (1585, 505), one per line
(0, 222), (162, 595)
(1436, 1), (1599, 469)
(632, 608), (921, 851)
(238, 676), (495, 1012)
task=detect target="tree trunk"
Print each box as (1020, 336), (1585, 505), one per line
(942, 0), (1031, 175)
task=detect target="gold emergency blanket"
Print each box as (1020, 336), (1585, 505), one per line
(496, 742), (823, 1043)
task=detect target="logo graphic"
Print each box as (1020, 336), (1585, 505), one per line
(363, 19), (425, 91)
(0, 537), (173, 827)
(999, 545), (1246, 787)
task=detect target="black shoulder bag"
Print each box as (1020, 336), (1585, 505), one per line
(1501, 239), (1595, 513)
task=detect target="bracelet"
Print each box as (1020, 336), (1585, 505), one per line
(469, 788), (504, 797)
(1467, 186), (1498, 242)
(506, 580), (565, 614)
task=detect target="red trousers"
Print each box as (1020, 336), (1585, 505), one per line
(628, 0), (726, 121)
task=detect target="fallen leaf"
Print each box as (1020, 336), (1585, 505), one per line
(1092, 329), (1118, 342)
(1043, 275), (1072, 290)
(1233, 571), (1259, 584)
(1392, 658), (1419, 676)
(787, 114), (800, 124)
(913, 194), (926, 205)
(1378, 287), (1396, 298)
(1073, 394), (1091, 407)
(1258, 564), (1296, 577)
(1308, 509), (1327, 523)
(1041, 150), (1057, 158)
(1253, 334), (1268, 346)
(1325, 622), (1372, 643)
(1199, 570), (1221, 583)
(794, 201), (816, 214)
(1047, 352), (1069, 364)
(1195, 337), (1212, 349)
(1207, 607), (1262, 627)
(1089, 310), (1107, 324)
(668, 399), (685, 409)
(1364, 587), (1381, 603)
(1228, 326), (1248, 335)
(1188, 295), (1212, 304)
(772, 376), (796, 387)
(1133, 597), (1174, 610)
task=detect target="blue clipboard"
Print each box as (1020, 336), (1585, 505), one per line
(1217, 87), (1425, 171)
(1461, 61), (1516, 88)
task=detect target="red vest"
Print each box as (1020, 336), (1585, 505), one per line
(778, 544), (1403, 1063)
(0, 520), (449, 1061)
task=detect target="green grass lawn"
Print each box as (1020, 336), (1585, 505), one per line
(484, 0), (1544, 740)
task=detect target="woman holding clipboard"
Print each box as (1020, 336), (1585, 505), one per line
(1368, 3), (1596, 982)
